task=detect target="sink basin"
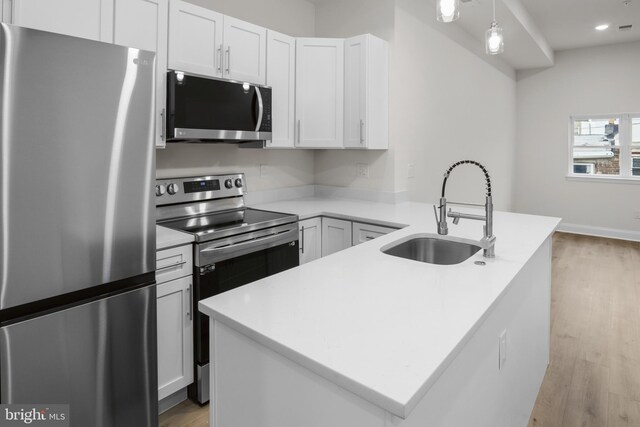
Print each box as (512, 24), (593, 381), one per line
(382, 236), (481, 265)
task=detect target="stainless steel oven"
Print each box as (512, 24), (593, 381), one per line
(156, 174), (299, 405)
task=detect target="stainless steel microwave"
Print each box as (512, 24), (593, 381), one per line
(166, 71), (272, 143)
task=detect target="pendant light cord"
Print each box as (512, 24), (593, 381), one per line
(492, 0), (496, 22)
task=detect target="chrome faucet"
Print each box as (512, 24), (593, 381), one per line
(433, 160), (496, 258)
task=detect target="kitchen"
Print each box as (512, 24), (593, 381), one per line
(0, 0), (638, 426)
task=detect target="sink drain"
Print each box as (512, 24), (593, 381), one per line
(474, 261), (486, 266)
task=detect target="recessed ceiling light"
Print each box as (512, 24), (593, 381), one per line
(595, 24), (610, 31)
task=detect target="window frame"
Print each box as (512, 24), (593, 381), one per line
(568, 113), (640, 184)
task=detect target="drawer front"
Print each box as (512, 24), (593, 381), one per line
(156, 244), (193, 284)
(352, 222), (397, 245)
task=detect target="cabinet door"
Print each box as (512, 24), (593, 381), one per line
(344, 35), (367, 148)
(114, 0), (168, 149)
(295, 38), (344, 149)
(156, 244), (193, 285)
(265, 30), (295, 148)
(223, 16), (267, 85)
(0, 0), (9, 22)
(11, 0), (114, 42)
(352, 222), (397, 246)
(321, 218), (352, 257)
(299, 218), (321, 264)
(344, 34), (389, 150)
(168, 0), (223, 78)
(157, 275), (194, 400)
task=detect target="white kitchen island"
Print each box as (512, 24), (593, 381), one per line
(199, 198), (560, 427)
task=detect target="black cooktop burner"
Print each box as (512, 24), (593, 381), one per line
(159, 208), (297, 242)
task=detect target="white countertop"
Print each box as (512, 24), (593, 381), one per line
(199, 196), (560, 418)
(156, 225), (194, 250)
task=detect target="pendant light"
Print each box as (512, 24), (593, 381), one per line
(485, 0), (504, 54)
(437, 0), (460, 23)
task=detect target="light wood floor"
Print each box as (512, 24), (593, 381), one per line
(159, 399), (209, 427)
(159, 233), (640, 427)
(528, 232), (640, 427)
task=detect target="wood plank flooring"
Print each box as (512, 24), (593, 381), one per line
(159, 233), (640, 427)
(528, 233), (640, 427)
(159, 400), (209, 427)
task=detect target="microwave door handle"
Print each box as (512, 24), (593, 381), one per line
(255, 86), (264, 132)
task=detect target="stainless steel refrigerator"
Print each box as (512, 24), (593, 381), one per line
(0, 24), (158, 426)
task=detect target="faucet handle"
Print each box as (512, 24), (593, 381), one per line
(433, 204), (439, 223)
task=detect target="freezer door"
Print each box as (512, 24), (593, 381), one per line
(0, 24), (156, 309)
(0, 285), (158, 427)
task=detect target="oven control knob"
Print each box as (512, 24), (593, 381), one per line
(224, 179), (233, 189)
(155, 184), (166, 197)
(234, 178), (243, 188)
(167, 183), (179, 195)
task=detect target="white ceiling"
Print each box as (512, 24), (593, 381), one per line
(520, 0), (640, 51)
(308, 0), (640, 70)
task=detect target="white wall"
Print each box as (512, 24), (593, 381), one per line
(515, 41), (640, 234)
(314, 0), (396, 192)
(156, 0), (316, 191)
(313, 0), (517, 209)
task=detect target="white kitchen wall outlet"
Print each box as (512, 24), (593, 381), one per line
(356, 163), (370, 178)
(499, 330), (507, 370)
(260, 164), (269, 177)
(635, 210), (640, 219)
(407, 163), (415, 179)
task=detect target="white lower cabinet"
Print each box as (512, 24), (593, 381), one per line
(321, 218), (352, 257)
(156, 243), (193, 401)
(157, 275), (193, 400)
(352, 222), (397, 245)
(299, 218), (321, 265)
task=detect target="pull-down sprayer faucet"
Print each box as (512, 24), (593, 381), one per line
(433, 160), (496, 258)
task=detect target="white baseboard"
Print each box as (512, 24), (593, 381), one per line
(158, 388), (188, 415)
(558, 222), (640, 242)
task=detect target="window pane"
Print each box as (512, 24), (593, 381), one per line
(573, 118), (620, 175)
(633, 118), (640, 176)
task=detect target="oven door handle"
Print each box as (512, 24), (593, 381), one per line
(198, 225), (299, 265)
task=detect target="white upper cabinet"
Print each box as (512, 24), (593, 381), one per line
(223, 16), (266, 85)
(168, 1), (266, 85)
(0, 0), (9, 22)
(168, 0), (223, 78)
(295, 38), (344, 149)
(11, 0), (114, 42)
(344, 34), (389, 149)
(266, 30), (295, 148)
(114, 0), (168, 149)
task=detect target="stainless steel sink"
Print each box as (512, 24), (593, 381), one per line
(382, 236), (481, 265)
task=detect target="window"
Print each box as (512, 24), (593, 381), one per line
(570, 114), (640, 180)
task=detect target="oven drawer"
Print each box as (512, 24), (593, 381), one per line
(156, 244), (193, 284)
